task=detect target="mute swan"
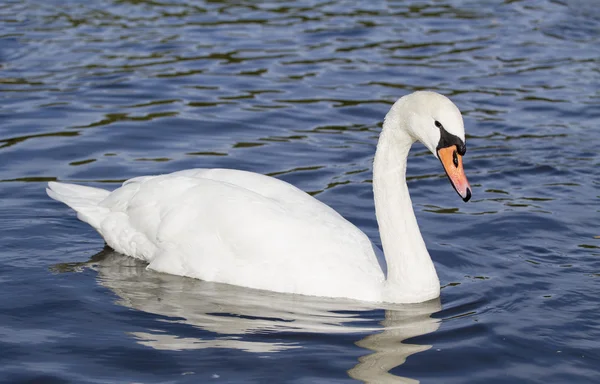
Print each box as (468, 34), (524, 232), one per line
(47, 91), (471, 304)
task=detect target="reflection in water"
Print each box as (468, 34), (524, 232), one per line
(348, 308), (440, 384)
(54, 248), (441, 382)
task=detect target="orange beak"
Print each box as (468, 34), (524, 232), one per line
(437, 146), (471, 202)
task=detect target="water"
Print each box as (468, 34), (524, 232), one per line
(1, 0), (599, 382)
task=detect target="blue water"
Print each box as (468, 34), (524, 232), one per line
(1, 0), (599, 382)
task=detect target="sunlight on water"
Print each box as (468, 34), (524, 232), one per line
(1, 0), (599, 382)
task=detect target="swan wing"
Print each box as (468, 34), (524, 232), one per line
(72, 169), (384, 300)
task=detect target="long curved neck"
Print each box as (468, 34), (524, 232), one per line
(373, 111), (440, 303)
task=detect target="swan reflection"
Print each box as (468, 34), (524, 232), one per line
(54, 248), (441, 382)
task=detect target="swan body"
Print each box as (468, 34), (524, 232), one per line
(47, 91), (471, 303)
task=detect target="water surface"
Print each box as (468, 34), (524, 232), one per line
(1, 0), (599, 382)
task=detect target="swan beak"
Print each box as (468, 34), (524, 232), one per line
(437, 146), (471, 202)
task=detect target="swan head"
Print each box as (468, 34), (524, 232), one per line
(394, 91), (471, 202)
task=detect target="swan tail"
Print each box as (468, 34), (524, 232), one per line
(46, 181), (111, 228)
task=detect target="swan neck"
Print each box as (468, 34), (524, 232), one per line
(373, 113), (440, 302)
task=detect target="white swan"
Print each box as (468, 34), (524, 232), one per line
(47, 91), (471, 304)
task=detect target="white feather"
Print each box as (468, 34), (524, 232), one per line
(47, 91), (468, 303)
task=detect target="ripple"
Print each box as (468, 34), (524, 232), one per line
(1, 0), (599, 382)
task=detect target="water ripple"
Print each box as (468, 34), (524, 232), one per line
(1, 0), (599, 382)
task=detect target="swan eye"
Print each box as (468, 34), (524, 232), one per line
(435, 120), (443, 129)
(453, 150), (459, 167)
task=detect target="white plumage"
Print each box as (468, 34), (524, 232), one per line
(48, 91), (469, 303)
(48, 169), (384, 300)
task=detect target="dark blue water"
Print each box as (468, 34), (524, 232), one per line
(1, 0), (599, 382)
